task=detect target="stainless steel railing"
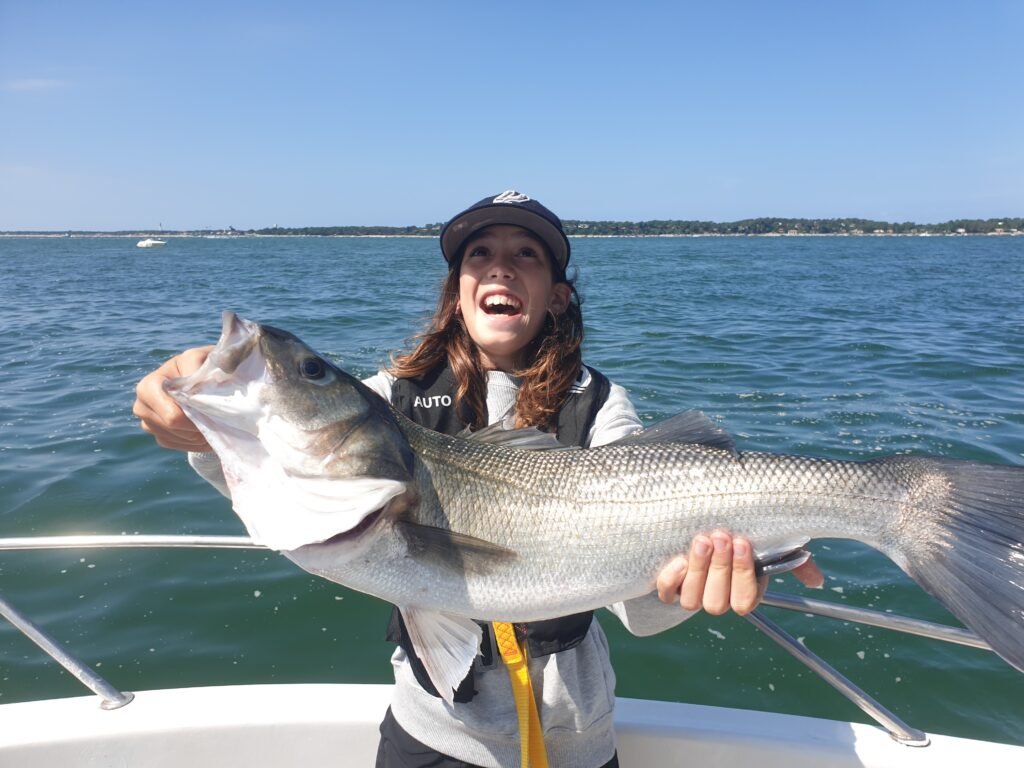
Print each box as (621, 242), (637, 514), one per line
(745, 609), (932, 745)
(0, 535), (993, 744)
(0, 592), (135, 710)
(0, 535), (259, 709)
(0, 534), (260, 551)
(747, 593), (990, 745)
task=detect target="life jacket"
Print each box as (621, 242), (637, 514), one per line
(386, 362), (612, 702)
(389, 363), (611, 447)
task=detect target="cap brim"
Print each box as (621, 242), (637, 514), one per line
(441, 206), (569, 272)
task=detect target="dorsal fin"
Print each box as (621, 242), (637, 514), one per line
(459, 421), (577, 451)
(612, 410), (737, 456)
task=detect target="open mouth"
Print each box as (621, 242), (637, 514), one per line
(481, 293), (523, 317)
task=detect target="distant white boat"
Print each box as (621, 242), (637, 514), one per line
(136, 238), (167, 248)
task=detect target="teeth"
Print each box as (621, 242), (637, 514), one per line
(484, 295), (521, 310)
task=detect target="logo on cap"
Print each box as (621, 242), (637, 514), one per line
(492, 190), (531, 204)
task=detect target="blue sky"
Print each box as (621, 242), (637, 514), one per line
(2, 1), (1021, 230)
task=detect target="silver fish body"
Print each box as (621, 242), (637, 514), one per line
(167, 312), (1024, 701)
(307, 422), (917, 619)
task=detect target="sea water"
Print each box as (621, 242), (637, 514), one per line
(1, 234), (1022, 744)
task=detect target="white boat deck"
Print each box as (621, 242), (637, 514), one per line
(3, 536), (1020, 766)
(1, 684), (1020, 767)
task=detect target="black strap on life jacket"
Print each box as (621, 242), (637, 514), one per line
(385, 610), (597, 703)
(386, 362), (611, 702)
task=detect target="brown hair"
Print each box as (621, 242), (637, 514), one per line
(388, 251), (584, 431)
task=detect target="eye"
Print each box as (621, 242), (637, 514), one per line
(516, 247), (538, 259)
(468, 246), (488, 258)
(299, 357), (326, 380)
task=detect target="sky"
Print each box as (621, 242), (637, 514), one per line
(1, 0), (1021, 231)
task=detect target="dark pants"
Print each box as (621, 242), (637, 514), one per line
(376, 707), (620, 768)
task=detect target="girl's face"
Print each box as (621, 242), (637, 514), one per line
(458, 225), (570, 371)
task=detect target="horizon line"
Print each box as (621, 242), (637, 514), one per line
(3, 214), (1023, 235)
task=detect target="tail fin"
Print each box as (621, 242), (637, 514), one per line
(893, 457), (1024, 672)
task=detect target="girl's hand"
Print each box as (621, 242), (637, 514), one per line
(133, 346), (213, 452)
(656, 531), (825, 616)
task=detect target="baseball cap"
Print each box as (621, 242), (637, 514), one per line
(440, 191), (571, 273)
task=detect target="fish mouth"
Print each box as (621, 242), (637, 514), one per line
(207, 311), (261, 373)
(164, 311), (264, 402)
(480, 291), (524, 317)
(163, 311), (268, 441)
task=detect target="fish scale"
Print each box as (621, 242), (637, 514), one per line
(167, 312), (1024, 702)
(408, 431), (904, 610)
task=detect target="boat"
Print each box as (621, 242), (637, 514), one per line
(5, 682), (1022, 767)
(136, 238), (167, 248)
(2, 535), (1023, 767)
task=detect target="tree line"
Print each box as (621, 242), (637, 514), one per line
(252, 217), (1022, 237)
(6, 217), (1020, 237)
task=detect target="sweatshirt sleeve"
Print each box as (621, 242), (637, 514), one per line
(586, 381), (643, 447)
(606, 593), (698, 636)
(361, 369), (396, 401)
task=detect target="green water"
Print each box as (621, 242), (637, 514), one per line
(1, 234), (1022, 745)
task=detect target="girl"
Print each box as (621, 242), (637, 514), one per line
(134, 191), (822, 768)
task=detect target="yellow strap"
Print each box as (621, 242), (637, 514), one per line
(492, 621), (548, 768)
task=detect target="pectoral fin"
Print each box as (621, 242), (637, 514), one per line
(397, 521), (518, 575)
(400, 606), (482, 705)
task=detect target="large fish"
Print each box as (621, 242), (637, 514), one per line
(166, 312), (1024, 702)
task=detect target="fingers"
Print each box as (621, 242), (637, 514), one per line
(655, 553), (688, 604)
(729, 537), (763, 615)
(673, 535), (711, 611)
(133, 346), (213, 452)
(697, 532), (734, 615)
(791, 556), (825, 589)
(657, 532), (764, 616)
(657, 536), (828, 617)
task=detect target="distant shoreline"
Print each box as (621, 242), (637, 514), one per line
(3, 215), (1021, 238)
(2, 231), (1021, 239)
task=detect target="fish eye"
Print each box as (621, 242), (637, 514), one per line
(299, 357), (326, 380)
